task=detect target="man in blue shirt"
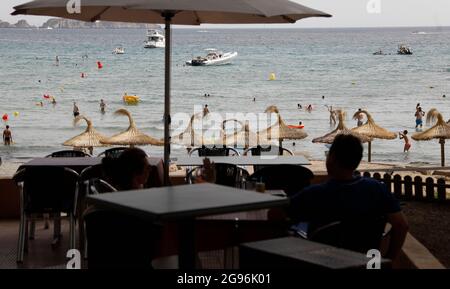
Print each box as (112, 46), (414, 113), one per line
(290, 134), (408, 261)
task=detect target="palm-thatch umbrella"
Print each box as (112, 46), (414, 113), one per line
(12, 0), (331, 186)
(63, 115), (108, 154)
(172, 113), (223, 147)
(351, 110), (396, 162)
(258, 106), (308, 152)
(222, 119), (267, 149)
(412, 108), (450, 166)
(101, 109), (163, 147)
(312, 110), (371, 144)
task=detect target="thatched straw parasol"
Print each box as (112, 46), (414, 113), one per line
(172, 113), (223, 147)
(412, 108), (450, 166)
(63, 115), (107, 154)
(222, 119), (267, 149)
(312, 110), (371, 144)
(351, 110), (396, 162)
(258, 106), (308, 148)
(100, 109), (163, 146)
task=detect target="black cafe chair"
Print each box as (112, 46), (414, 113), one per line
(189, 145), (240, 157)
(13, 166), (80, 263)
(243, 145), (294, 172)
(84, 209), (159, 268)
(249, 164), (313, 197)
(46, 150), (91, 158)
(97, 147), (128, 158)
(304, 216), (389, 255)
(186, 163), (249, 188)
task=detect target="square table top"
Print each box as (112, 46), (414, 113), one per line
(171, 155), (311, 167)
(86, 183), (289, 221)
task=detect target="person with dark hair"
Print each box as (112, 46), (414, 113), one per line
(102, 148), (150, 191)
(3, 125), (12, 145)
(289, 134), (408, 260)
(355, 108), (364, 127)
(399, 130), (411, 152)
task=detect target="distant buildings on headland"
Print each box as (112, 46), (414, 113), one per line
(0, 18), (160, 29)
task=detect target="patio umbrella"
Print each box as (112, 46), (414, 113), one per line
(13, 0), (331, 184)
(222, 119), (266, 149)
(412, 108), (450, 166)
(172, 113), (223, 147)
(351, 110), (396, 162)
(312, 110), (371, 144)
(101, 109), (163, 146)
(63, 115), (108, 154)
(259, 105), (308, 149)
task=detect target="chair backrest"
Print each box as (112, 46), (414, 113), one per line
(244, 145), (293, 156)
(89, 179), (117, 195)
(249, 164), (313, 197)
(97, 147), (128, 158)
(84, 209), (158, 268)
(46, 150), (91, 158)
(186, 163), (249, 187)
(13, 167), (80, 214)
(308, 217), (387, 254)
(189, 146), (240, 157)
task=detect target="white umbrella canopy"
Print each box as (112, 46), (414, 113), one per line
(12, 0), (331, 184)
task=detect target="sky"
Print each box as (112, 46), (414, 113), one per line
(1, 0), (450, 28)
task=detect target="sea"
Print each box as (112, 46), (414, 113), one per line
(0, 27), (450, 164)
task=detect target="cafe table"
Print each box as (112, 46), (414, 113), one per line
(86, 183), (289, 269)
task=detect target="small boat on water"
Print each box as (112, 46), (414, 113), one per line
(113, 46), (125, 54)
(398, 45), (413, 55)
(144, 30), (165, 48)
(186, 49), (238, 66)
(123, 93), (140, 105)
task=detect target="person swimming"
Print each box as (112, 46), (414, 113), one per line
(306, 104), (313, 113)
(326, 105), (336, 126)
(3, 125), (12, 146)
(399, 130), (411, 152)
(73, 102), (80, 118)
(355, 108), (364, 127)
(415, 107), (425, 129)
(203, 104), (210, 117)
(100, 99), (106, 114)
(297, 104), (302, 109)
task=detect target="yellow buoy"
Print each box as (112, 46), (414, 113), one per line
(13, 112), (19, 117)
(269, 73), (276, 81)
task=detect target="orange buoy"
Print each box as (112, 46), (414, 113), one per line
(97, 61), (103, 69)
(2, 114), (8, 121)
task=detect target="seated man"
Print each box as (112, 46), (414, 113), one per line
(289, 134), (408, 261)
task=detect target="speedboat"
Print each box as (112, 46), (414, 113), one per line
(113, 46), (125, 54)
(144, 30), (165, 48)
(186, 49), (238, 66)
(398, 45), (413, 55)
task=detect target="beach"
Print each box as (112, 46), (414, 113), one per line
(0, 27), (450, 164)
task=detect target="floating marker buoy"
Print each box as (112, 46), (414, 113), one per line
(43, 94), (50, 99)
(2, 114), (8, 121)
(97, 61), (103, 69)
(13, 112), (19, 117)
(269, 73), (276, 81)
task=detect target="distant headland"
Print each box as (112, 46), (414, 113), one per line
(0, 18), (160, 29)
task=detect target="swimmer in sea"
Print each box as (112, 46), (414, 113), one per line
(73, 102), (80, 118)
(306, 104), (313, 113)
(326, 105), (336, 126)
(203, 104), (210, 117)
(297, 104), (302, 109)
(3, 125), (12, 146)
(100, 99), (106, 114)
(399, 130), (411, 152)
(415, 107), (425, 129)
(355, 108), (364, 127)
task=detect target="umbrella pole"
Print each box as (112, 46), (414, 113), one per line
(440, 138), (445, 167)
(163, 12), (174, 186)
(368, 141), (372, 162)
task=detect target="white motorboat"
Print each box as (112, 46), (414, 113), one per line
(186, 49), (238, 66)
(144, 29), (165, 48)
(112, 46), (125, 54)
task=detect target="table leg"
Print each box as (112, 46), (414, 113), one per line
(177, 219), (196, 269)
